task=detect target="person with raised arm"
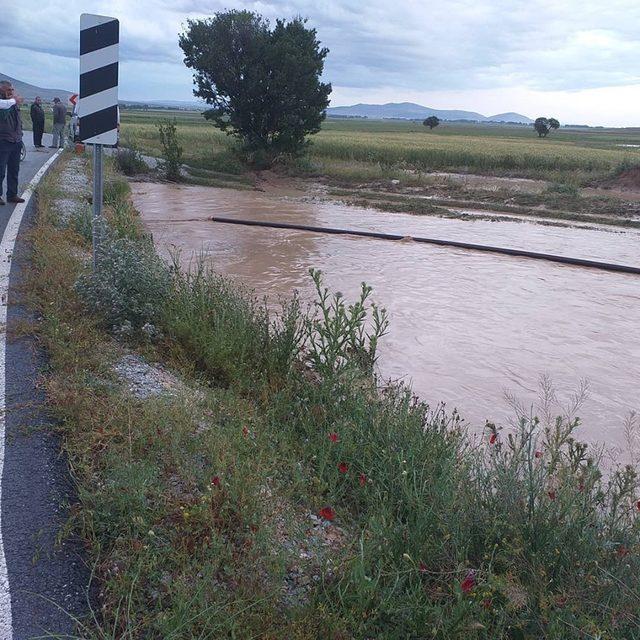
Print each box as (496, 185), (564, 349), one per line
(0, 80), (25, 205)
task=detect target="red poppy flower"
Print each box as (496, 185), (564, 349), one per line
(328, 432), (339, 443)
(489, 433), (497, 445)
(617, 545), (628, 558)
(338, 462), (349, 473)
(419, 561), (428, 574)
(482, 598), (492, 610)
(460, 570), (476, 594)
(535, 450), (542, 459)
(242, 426), (249, 438)
(319, 506), (335, 521)
(359, 473), (367, 487)
(211, 476), (221, 487)
(548, 490), (556, 501)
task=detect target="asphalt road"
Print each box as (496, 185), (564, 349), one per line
(1, 133), (88, 639)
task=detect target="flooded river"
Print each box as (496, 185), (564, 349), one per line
(131, 182), (640, 450)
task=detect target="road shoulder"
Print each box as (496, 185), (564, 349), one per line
(2, 150), (88, 639)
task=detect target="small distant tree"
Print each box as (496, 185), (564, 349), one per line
(423, 116), (440, 130)
(534, 117), (560, 137)
(179, 11), (331, 165)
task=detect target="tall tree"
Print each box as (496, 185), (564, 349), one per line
(179, 11), (331, 163)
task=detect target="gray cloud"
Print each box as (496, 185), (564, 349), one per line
(3, 0), (640, 100)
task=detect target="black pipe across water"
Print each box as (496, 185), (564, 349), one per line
(208, 216), (640, 275)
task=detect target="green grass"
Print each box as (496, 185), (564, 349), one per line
(26, 152), (640, 639)
(120, 109), (640, 184)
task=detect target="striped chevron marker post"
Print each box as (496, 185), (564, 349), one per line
(79, 14), (119, 145)
(79, 13), (119, 269)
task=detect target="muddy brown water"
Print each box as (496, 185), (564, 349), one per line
(131, 182), (640, 452)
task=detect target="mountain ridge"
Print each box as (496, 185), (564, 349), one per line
(327, 102), (533, 124)
(0, 75), (534, 124)
(0, 72), (74, 103)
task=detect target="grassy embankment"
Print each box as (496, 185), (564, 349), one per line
(120, 110), (640, 226)
(27, 151), (640, 638)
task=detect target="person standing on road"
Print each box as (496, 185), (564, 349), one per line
(30, 96), (45, 148)
(50, 97), (66, 149)
(0, 80), (25, 205)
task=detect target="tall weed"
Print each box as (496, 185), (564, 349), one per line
(304, 268), (389, 379)
(157, 119), (183, 181)
(162, 259), (302, 387)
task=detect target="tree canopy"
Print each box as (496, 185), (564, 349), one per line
(534, 117), (561, 137)
(423, 116), (440, 130)
(179, 11), (331, 163)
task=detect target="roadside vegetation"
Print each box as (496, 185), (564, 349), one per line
(26, 151), (640, 638)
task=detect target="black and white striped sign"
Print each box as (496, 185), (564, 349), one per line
(79, 14), (119, 145)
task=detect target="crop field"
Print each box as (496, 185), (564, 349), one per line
(120, 108), (640, 184)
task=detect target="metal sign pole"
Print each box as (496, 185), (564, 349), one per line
(79, 12), (119, 271)
(92, 144), (103, 270)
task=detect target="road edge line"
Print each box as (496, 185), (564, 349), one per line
(0, 148), (63, 639)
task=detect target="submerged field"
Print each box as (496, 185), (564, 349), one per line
(120, 109), (640, 184)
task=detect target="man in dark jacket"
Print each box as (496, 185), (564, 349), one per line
(30, 96), (45, 148)
(50, 97), (66, 149)
(0, 80), (25, 205)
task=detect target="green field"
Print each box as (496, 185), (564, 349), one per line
(119, 108), (640, 184)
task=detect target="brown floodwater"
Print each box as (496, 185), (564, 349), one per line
(131, 182), (640, 451)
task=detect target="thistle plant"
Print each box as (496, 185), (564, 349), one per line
(304, 268), (389, 378)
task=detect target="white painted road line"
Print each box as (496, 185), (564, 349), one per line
(0, 149), (63, 640)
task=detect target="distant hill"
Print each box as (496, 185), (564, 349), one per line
(0, 72), (74, 104)
(327, 102), (531, 124)
(487, 112), (533, 124)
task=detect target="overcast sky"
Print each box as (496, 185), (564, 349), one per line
(1, 0), (639, 126)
